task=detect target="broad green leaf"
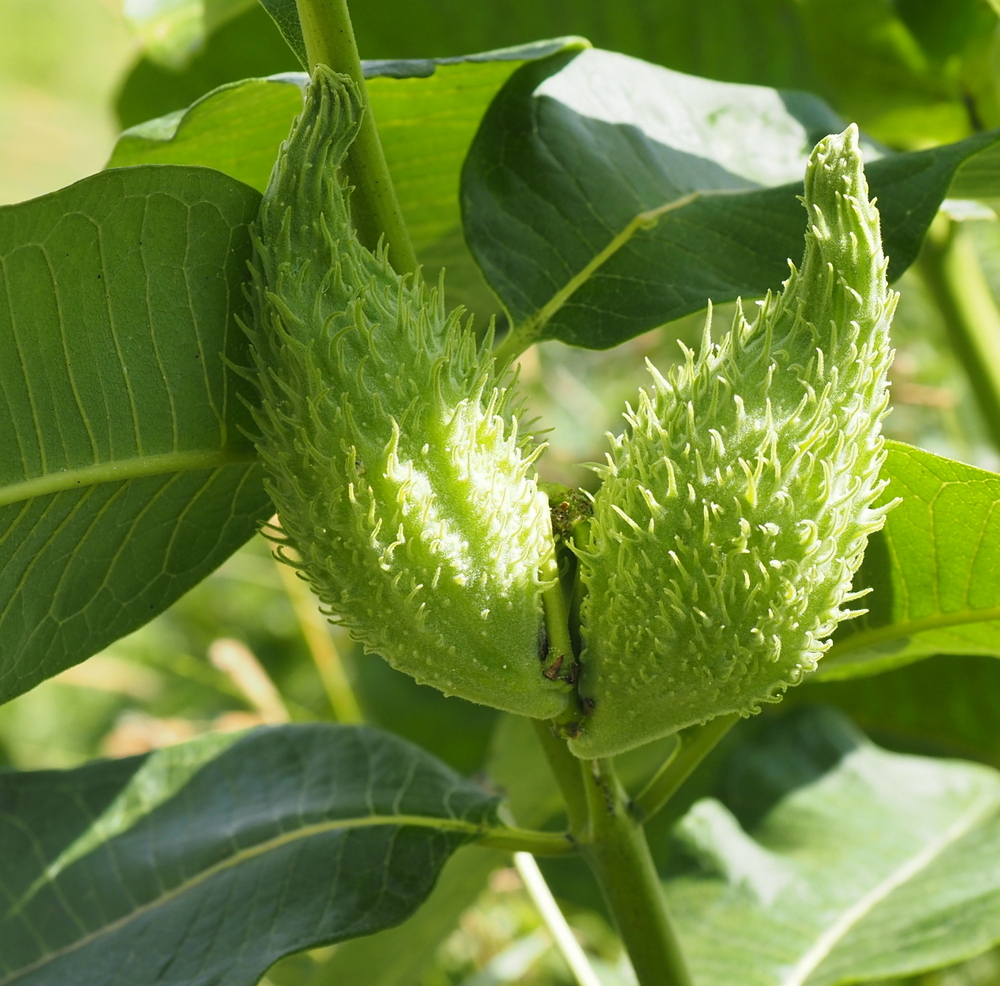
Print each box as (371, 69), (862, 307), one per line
(123, 0), (256, 70)
(797, 654), (1000, 767)
(109, 40), (584, 315)
(362, 42), (582, 275)
(0, 723), (500, 986)
(0, 165), (271, 706)
(952, 140), (1000, 201)
(461, 47), (1000, 351)
(110, 75), (305, 195)
(291, 847), (507, 986)
(823, 442), (1000, 679)
(288, 707), (594, 986)
(668, 707), (1000, 985)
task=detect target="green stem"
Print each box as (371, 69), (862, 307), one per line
(514, 852), (603, 986)
(533, 719), (590, 835)
(541, 569), (576, 678)
(294, 0), (418, 274)
(538, 548), (590, 798)
(917, 214), (1000, 452)
(477, 825), (575, 856)
(580, 759), (693, 986)
(633, 714), (739, 823)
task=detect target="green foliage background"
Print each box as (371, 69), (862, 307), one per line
(4, 1), (1000, 984)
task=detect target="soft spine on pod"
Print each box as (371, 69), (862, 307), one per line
(570, 125), (897, 758)
(243, 66), (568, 718)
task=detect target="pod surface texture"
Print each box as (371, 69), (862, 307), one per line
(245, 68), (567, 719)
(571, 127), (896, 758)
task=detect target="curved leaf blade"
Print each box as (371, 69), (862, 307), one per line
(0, 165), (271, 705)
(296, 846), (506, 986)
(824, 442), (1000, 679)
(108, 40), (585, 316)
(951, 139), (1000, 199)
(109, 75), (305, 194)
(296, 704), (599, 986)
(0, 724), (500, 986)
(461, 47), (1000, 350)
(670, 708), (1000, 985)
(257, 0), (307, 67)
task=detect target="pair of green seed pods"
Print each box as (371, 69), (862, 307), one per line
(244, 67), (896, 759)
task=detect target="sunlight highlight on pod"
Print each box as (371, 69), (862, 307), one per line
(243, 66), (568, 718)
(570, 125), (898, 758)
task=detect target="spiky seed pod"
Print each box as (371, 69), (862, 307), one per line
(570, 126), (897, 758)
(244, 66), (568, 719)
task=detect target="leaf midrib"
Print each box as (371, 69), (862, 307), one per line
(0, 449), (257, 508)
(828, 605), (1000, 661)
(495, 191), (710, 359)
(1, 812), (490, 984)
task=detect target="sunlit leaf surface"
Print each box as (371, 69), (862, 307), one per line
(669, 708), (1000, 985)
(109, 40), (583, 315)
(826, 442), (1000, 678)
(0, 165), (271, 704)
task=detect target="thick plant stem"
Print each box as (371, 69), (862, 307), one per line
(918, 215), (1000, 452)
(633, 713), (738, 823)
(533, 719), (590, 834)
(537, 550), (590, 830)
(294, 0), (418, 274)
(581, 758), (693, 986)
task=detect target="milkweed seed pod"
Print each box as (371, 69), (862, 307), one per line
(569, 125), (896, 758)
(244, 66), (568, 718)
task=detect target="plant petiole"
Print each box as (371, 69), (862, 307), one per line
(477, 824), (576, 856)
(632, 713), (739, 823)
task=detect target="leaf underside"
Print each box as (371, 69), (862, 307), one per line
(670, 707), (1000, 985)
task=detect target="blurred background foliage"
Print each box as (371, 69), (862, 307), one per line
(4, 0), (1000, 983)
